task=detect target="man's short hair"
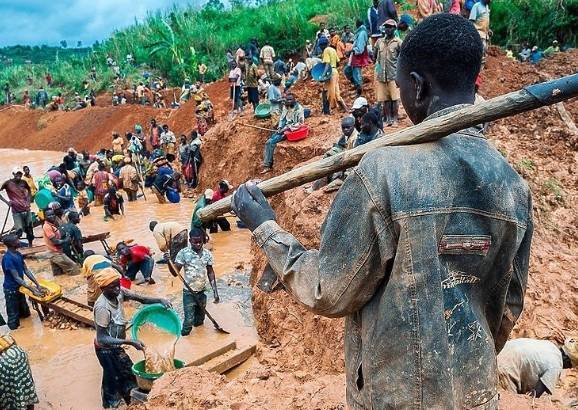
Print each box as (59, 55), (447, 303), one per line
(362, 111), (379, 127)
(399, 14), (483, 93)
(189, 227), (205, 238)
(2, 234), (19, 247)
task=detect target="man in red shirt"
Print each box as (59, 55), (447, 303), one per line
(116, 242), (155, 285)
(211, 180), (233, 202)
(1, 167), (35, 247)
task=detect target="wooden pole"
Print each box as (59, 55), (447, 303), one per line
(239, 122), (277, 132)
(198, 73), (578, 223)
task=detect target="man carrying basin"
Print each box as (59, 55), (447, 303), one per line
(92, 268), (171, 408)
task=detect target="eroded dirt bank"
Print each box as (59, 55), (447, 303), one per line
(2, 48), (577, 408)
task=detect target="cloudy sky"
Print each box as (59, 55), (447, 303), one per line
(0, 0), (208, 46)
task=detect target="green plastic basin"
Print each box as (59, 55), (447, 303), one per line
(254, 102), (272, 119)
(132, 359), (185, 379)
(130, 304), (182, 341)
(131, 359), (185, 391)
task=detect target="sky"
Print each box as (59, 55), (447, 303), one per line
(0, 0), (208, 47)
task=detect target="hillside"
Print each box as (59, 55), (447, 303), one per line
(1, 48), (575, 407)
(1, 0), (575, 104)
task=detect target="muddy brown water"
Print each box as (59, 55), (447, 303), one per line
(0, 149), (257, 409)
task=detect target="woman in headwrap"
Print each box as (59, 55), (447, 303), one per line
(92, 268), (171, 408)
(0, 330), (39, 410)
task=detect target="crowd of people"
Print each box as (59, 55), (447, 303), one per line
(0, 114), (232, 406)
(0, 1), (575, 409)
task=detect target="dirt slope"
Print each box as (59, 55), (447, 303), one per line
(0, 80), (230, 153)
(2, 48), (577, 408)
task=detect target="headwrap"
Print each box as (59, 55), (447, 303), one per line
(563, 337), (578, 367)
(93, 268), (121, 288)
(400, 14), (415, 27)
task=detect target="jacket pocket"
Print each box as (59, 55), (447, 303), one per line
(438, 235), (491, 256)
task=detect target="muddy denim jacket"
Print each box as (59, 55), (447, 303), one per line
(253, 107), (533, 409)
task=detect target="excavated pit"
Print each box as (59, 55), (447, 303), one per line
(0, 48), (576, 408)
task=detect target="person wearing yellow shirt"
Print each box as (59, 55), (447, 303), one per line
(21, 166), (37, 198)
(319, 37), (347, 114)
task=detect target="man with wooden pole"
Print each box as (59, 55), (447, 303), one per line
(232, 15), (533, 409)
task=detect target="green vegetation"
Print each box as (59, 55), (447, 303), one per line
(491, 0), (577, 47)
(0, 45), (91, 65)
(516, 158), (536, 172)
(0, 0), (576, 104)
(543, 177), (565, 201)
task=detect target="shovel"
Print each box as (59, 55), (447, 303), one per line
(167, 259), (230, 334)
(0, 204), (11, 236)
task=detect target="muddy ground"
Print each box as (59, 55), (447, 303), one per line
(0, 48), (577, 408)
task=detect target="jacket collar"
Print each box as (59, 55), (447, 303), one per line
(424, 104), (486, 138)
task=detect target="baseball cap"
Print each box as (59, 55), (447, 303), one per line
(12, 167), (23, 175)
(384, 19), (397, 27)
(351, 97), (369, 110)
(204, 189), (215, 200)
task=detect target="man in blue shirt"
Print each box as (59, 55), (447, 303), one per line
(2, 234), (45, 330)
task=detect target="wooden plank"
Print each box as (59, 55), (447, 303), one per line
(202, 345), (256, 375)
(0, 244), (49, 256)
(555, 102), (578, 135)
(20, 245), (49, 256)
(187, 341), (237, 367)
(44, 296), (94, 327)
(82, 232), (110, 244)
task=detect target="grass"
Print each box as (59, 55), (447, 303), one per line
(0, 0), (576, 103)
(543, 177), (565, 201)
(516, 158), (536, 172)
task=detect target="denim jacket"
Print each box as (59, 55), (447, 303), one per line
(253, 108), (532, 409)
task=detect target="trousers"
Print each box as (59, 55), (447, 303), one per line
(49, 252), (80, 276)
(95, 347), (137, 408)
(263, 133), (286, 168)
(4, 289), (30, 330)
(125, 256), (154, 281)
(182, 290), (207, 334)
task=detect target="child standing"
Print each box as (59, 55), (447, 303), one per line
(174, 228), (219, 336)
(103, 186), (124, 221)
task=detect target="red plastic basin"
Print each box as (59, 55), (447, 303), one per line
(285, 125), (309, 141)
(120, 277), (132, 289)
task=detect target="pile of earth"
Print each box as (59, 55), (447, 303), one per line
(138, 49), (577, 408)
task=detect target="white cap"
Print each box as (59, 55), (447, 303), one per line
(12, 167), (23, 175)
(204, 189), (214, 200)
(351, 97), (369, 110)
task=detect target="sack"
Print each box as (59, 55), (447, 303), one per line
(183, 162), (193, 182)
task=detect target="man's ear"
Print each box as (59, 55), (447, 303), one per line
(410, 71), (426, 103)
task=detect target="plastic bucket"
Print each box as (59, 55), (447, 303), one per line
(130, 304), (182, 341)
(131, 359), (185, 391)
(34, 188), (55, 210)
(285, 125), (310, 141)
(120, 277), (132, 289)
(19, 279), (62, 302)
(311, 63), (332, 82)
